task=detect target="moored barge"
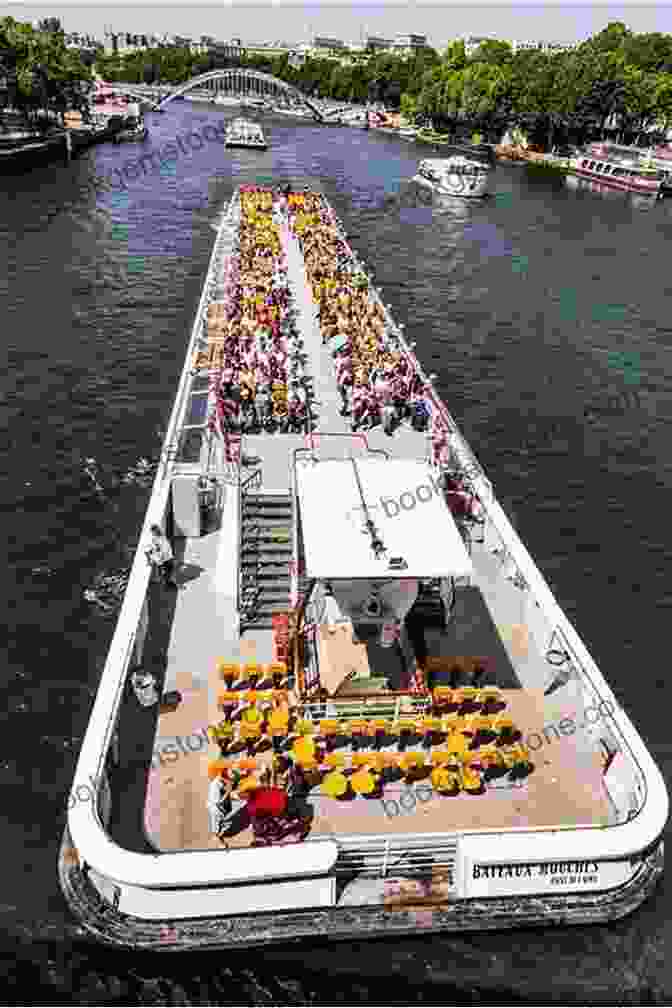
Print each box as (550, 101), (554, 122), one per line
(60, 183), (667, 950)
(567, 142), (672, 197)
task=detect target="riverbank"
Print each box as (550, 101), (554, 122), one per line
(0, 117), (125, 171)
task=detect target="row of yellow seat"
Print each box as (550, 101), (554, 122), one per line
(208, 743), (533, 786)
(215, 660), (288, 688)
(212, 711), (519, 736)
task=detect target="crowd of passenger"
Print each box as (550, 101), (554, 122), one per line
(205, 185), (315, 435)
(286, 190), (433, 435)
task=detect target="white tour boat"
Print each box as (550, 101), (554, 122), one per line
(224, 117), (267, 149)
(60, 184), (667, 951)
(414, 147), (494, 198)
(568, 143), (671, 198)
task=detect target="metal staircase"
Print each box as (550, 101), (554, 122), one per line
(407, 579), (447, 628)
(240, 492), (293, 630)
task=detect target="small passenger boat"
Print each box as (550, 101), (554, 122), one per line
(113, 122), (149, 144)
(224, 117), (267, 149)
(60, 183), (667, 951)
(414, 146), (494, 198)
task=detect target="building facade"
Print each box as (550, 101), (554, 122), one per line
(312, 36), (346, 54)
(393, 33), (427, 52)
(460, 35), (576, 57)
(365, 35), (395, 53)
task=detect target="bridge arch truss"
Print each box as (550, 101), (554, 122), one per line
(153, 70), (324, 120)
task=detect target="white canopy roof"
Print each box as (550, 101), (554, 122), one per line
(295, 457), (473, 579)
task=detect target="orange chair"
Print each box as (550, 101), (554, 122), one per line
(216, 661), (240, 686)
(481, 689), (507, 713)
(267, 661), (288, 687)
(240, 723), (262, 744)
(208, 758), (231, 780)
(350, 766), (379, 795)
(470, 714), (497, 747)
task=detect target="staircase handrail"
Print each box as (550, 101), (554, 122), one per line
(237, 466), (263, 617)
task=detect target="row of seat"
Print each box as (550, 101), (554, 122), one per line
(215, 660), (288, 689)
(208, 742), (534, 792)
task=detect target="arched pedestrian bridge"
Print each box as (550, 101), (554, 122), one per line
(145, 70), (325, 121)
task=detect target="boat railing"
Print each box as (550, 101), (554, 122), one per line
(237, 466), (263, 617)
(481, 499), (648, 823)
(545, 625), (647, 821)
(299, 693), (432, 722)
(333, 834), (458, 881)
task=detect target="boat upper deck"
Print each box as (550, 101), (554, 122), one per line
(120, 187), (620, 858)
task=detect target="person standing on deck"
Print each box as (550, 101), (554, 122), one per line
(146, 525), (179, 589)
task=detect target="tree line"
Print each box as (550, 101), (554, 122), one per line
(101, 21), (672, 148)
(4, 16), (672, 148)
(0, 17), (94, 128)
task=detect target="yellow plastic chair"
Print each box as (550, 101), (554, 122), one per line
(430, 764), (460, 794)
(240, 706), (263, 727)
(268, 708), (289, 737)
(445, 731), (468, 759)
(295, 718), (315, 736)
(321, 770), (348, 798)
(237, 774), (260, 796)
(461, 763), (485, 794)
(292, 736), (316, 764)
(318, 719), (339, 738)
(440, 713), (459, 734)
(399, 751), (425, 773)
(209, 722), (234, 743)
(394, 718), (418, 737)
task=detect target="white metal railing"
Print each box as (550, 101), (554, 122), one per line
(334, 835), (458, 880)
(299, 695), (432, 722)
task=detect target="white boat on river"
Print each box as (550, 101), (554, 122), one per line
(60, 184), (667, 950)
(224, 117), (267, 149)
(414, 149), (494, 198)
